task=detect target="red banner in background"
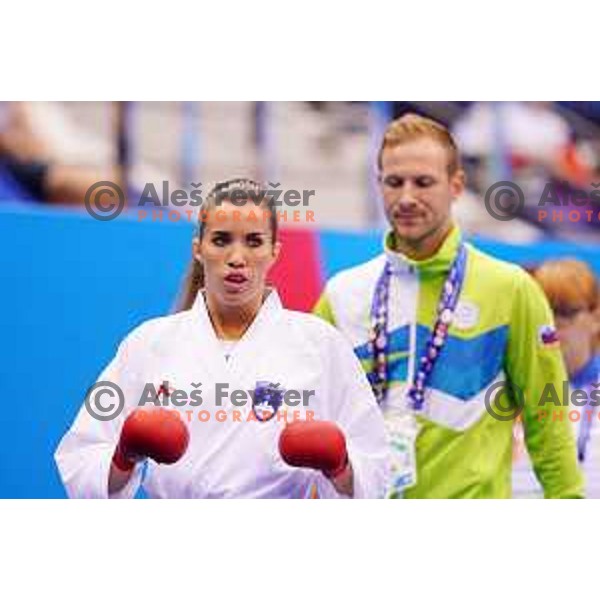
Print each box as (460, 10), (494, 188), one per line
(267, 228), (323, 312)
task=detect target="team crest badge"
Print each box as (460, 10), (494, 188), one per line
(252, 381), (285, 422)
(453, 300), (480, 330)
(538, 325), (560, 348)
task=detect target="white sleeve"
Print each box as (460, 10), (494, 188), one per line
(317, 326), (391, 499)
(54, 330), (148, 499)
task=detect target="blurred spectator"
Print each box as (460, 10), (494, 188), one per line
(453, 102), (599, 237)
(454, 101), (573, 169)
(513, 259), (600, 497)
(0, 102), (168, 207)
(0, 102), (119, 205)
(452, 187), (542, 242)
(536, 259), (600, 484)
(535, 259), (600, 380)
(305, 101), (368, 154)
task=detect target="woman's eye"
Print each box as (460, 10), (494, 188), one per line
(211, 235), (229, 247)
(247, 236), (264, 248)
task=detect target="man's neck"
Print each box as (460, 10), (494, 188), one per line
(392, 222), (454, 261)
(205, 292), (264, 341)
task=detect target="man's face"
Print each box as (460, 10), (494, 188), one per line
(379, 138), (464, 249)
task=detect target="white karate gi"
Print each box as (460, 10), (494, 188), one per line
(55, 290), (390, 498)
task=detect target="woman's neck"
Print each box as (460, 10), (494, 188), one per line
(205, 291), (264, 341)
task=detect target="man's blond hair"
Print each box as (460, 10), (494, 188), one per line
(378, 113), (461, 175)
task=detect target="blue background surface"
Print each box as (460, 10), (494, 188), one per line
(1, 203), (599, 497)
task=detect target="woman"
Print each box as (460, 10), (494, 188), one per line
(55, 178), (390, 499)
(513, 258), (600, 497)
(534, 259), (600, 464)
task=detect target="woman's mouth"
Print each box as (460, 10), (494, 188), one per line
(223, 273), (249, 292)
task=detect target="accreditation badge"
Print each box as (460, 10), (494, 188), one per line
(384, 409), (419, 498)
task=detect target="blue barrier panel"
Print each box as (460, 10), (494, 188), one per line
(471, 235), (600, 275)
(318, 228), (383, 281)
(319, 228), (600, 280)
(1, 202), (598, 498)
(0, 204), (192, 497)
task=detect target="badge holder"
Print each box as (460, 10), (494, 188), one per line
(384, 409), (419, 498)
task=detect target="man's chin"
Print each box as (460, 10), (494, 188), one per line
(390, 221), (453, 259)
(392, 222), (428, 242)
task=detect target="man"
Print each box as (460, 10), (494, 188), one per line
(314, 113), (583, 498)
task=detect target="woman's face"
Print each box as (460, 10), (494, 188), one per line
(193, 201), (280, 309)
(554, 306), (598, 377)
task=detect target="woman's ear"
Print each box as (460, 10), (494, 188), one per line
(192, 236), (203, 263)
(272, 240), (282, 263)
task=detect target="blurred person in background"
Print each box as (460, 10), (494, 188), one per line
(535, 260), (600, 461)
(453, 102), (600, 238)
(454, 102), (570, 168)
(0, 101), (167, 206)
(453, 101), (593, 185)
(514, 259), (600, 497)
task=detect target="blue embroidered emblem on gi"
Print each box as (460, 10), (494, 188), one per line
(252, 381), (285, 422)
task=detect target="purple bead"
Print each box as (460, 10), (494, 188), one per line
(440, 309), (453, 324)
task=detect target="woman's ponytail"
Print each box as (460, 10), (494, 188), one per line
(175, 257), (204, 312)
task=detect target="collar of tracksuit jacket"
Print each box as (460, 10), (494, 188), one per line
(382, 223), (462, 278)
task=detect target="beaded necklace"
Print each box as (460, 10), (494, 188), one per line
(369, 241), (467, 409)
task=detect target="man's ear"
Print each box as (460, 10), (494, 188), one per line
(450, 169), (466, 200)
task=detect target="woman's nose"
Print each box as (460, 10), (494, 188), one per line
(226, 244), (247, 267)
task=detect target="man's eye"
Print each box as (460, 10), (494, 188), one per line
(416, 176), (435, 188)
(384, 176), (403, 188)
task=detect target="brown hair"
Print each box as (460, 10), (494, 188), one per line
(533, 259), (599, 314)
(175, 178), (278, 312)
(377, 113), (461, 175)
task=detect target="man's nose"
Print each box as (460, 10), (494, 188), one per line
(397, 191), (418, 209)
